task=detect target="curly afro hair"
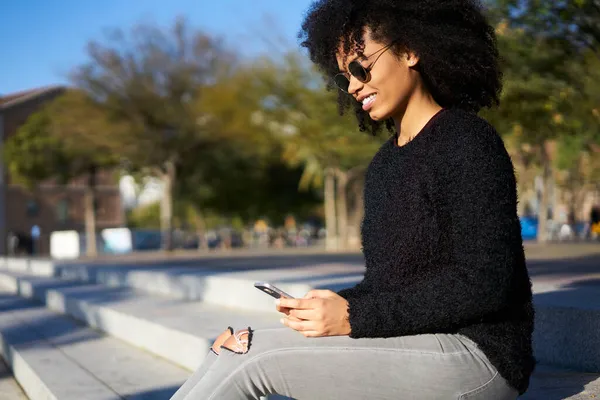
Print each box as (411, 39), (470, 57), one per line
(299, 0), (502, 134)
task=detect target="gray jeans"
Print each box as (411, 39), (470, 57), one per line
(170, 328), (518, 400)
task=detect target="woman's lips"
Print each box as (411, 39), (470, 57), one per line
(362, 94), (377, 111)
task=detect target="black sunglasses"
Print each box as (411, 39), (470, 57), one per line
(333, 42), (396, 93)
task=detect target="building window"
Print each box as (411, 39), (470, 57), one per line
(26, 200), (39, 217)
(56, 199), (69, 223)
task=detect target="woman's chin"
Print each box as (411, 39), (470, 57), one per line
(367, 108), (380, 120)
(368, 108), (389, 121)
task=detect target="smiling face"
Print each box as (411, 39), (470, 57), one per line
(336, 29), (421, 122)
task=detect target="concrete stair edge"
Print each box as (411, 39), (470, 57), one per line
(0, 303), (120, 400)
(0, 271), (211, 371)
(2, 260), (600, 373)
(0, 268), (599, 399)
(0, 357), (28, 400)
(0, 257), (363, 312)
(0, 339), (58, 400)
(0, 288), (191, 400)
(533, 305), (600, 373)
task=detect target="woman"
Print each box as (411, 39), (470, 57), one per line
(171, 0), (534, 398)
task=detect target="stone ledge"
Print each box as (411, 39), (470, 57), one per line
(0, 287), (189, 400)
(520, 364), (600, 399)
(0, 257), (364, 311)
(0, 269), (599, 399)
(2, 258), (600, 373)
(0, 270), (281, 371)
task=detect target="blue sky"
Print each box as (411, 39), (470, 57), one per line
(0, 0), (314, 94)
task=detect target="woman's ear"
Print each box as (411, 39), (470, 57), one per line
(406, 52), (419, 67)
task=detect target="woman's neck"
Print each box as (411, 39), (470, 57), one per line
(393, 91), (442, 146)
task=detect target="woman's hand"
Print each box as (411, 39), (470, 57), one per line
(276, 290), (351, 337)
(275, 297), (303, 322)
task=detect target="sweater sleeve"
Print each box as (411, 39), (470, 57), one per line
(346, 122), (523, 338)
(337, 274), (370, 299)
(337, 285), (362, 299)
(336, 257), (373, 299)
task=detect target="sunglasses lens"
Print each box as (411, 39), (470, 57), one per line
(333, 74), (350, 92)
(348, 62), (368, 82)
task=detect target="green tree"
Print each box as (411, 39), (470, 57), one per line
(494, 0), (600, 50)
(3, 91), (119, 256)
(484, 14), (600, 241)
(70, 17), (233, 251)
(252, 53), (384, 249)
(551, 51), (600, 224)
(483, 20), (587, 241)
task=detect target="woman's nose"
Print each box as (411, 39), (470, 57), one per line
(347, 75), (364, 96)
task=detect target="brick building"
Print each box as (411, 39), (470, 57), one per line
(0, 86), (124, 255)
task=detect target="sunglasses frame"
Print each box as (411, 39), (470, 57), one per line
(333, 41), (397, 93)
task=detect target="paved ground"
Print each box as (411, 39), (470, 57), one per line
(28, 242), (600, 317)
(55, 241), (600, 264)
(0, 359), (28, 400)
(60, 242), (600, 287)
(525, 244), (600, 305)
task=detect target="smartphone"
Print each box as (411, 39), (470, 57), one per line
(254, 282), (294, 299)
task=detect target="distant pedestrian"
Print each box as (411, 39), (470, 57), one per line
(591, 205), (600, 239)
(7, 232), (18, 255)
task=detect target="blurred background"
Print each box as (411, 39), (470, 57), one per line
(1, 0), (599, 259)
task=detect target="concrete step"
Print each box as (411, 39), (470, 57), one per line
(0, 257), (364, 312)
(531, 278), (600, 372)
(2, 259), (600, 372)
(520, 364), (600, 399)
(82, 262), (362, 312)
(0, 270), (281, 371)
(0, 286), (190, 400)
(0, 270), (598, 399)
(0, 359), (28, 399)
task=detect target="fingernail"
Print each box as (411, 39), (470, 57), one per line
(274, 299), (280, 306)
(280, 318), (285, 324)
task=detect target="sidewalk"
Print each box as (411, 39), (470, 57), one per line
(16, 240), (600, 266)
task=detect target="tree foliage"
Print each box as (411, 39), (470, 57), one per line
(494, 0), (600, 50)
(69, 17), (238, 249)
(484, 2), (600, 239)
(3, 90), (120, 255)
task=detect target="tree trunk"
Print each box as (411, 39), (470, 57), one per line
(84, 165), (98, 257)
(335, 169), (349, 250)
(324, 168), (337, 250)
(193, 206), (206, 250)
(512, 156), (527, 217)
(516, 161), (537, 217)
(160, 160), (176, 251)
(348, 178), (365, 249)
(537, 145), (552, 243)
(516, 176), (529, 217)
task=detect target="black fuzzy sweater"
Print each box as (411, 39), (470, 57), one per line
(338, 109), (535, 395)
